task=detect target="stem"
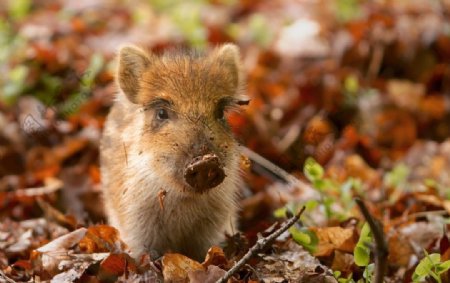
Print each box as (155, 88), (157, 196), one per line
(216, 206), (306, 283)
(355, 198), (389, 283)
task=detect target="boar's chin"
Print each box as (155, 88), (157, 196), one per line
(183, 153), (226, 193)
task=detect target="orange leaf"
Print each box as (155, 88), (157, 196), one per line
(162, 253), (204, 283)
(98, 253), (137, 281)
(78, 225), (125, 253)
(202, 246), (228, 269)
(310, 227), (358, 257)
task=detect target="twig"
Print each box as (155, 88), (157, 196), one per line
(355, 198), (388, 283)
(0, 270), (16, 283)
(366, 43), (384, 81)
(240, 146), (313, 193)
(216, 206), (306, 283)
(390, 210), (448, 226)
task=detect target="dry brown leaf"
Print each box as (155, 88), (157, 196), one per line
(388, 232), (414, 267)
(202, 246), (228, 269)
(443, 201), (450, 214)
(37, 199), (77, 230)
(387, 80), (425, 111)
(78, 225), (126, 253)
(162, 253), (204, 283)
(188, 265), (227, 283)
(344, 154), (380, 185)
(311, 227), (358, 257)
(53, 137), (89, 162)
(16, 177), (62, 197)
(98, 253), (137, 282)
(374, 108), (417, 149)
(303, 116), (334, 145)
(33, 228), (88, 272)
(331, 250), (354, 274)
(414, 193), (443, 208)
(420, 95), (447, 120)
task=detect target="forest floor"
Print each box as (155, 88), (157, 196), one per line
(1, 0), (450, 282)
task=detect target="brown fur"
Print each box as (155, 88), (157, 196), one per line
(100, 44), (245, 260)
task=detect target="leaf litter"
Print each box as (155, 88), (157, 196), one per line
(1, 0), (450, 282)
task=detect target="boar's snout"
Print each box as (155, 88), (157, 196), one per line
(184, 153), (225, 193)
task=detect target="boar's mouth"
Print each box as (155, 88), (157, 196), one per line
(183, 153), (226, 193)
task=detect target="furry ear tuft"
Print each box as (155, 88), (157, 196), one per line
(215, 44), (242, 91)
(117, 45), (152, 104)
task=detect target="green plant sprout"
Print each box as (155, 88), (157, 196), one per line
(355, 223), (374, 282)
(412, 251), (450, 283)
(333, 222), (375, 283)
(354, 223), (372, 267)
(303, 157), (360, 221)
(273, 202), (318, 253)
(333, 270), (356, 283)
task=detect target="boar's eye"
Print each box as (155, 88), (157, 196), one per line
(156, 108), (169, 120)
(216, 106), (225, 121)
(215, 98), (232, 121)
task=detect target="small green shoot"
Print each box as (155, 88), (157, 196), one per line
(8, 0), (32, 21)
(273, 203), (318, 253)
(412, 252), (450, 283)
(384, 163), (410, 189)
(333, 271), (356, 283)
(2, 65), (28, 105)
(288, 225), (318, 253)
(334, 0), (362, 23)
(354, 222), (372, 267)
(304, 157), (324, 182)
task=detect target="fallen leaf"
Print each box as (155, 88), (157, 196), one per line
(98, 253), (137, 282)
(78, 225), (126, 253)
(388, 231), (414, 267)
(33, 228), (88, 273)
(162, 253), (204, 283)
(188, 265), (227, 283)
(331, 250), (354, 275)
(202, 246), (228, 269)
(37, 199), (77, 230)
(310, 227), (358, 257)
(387, 80), (425, 111)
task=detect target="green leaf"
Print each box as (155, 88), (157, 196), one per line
(1, 65), (28, 104)
(273, 207), (287, 218)
(248, 13), (273, 48)
(413, 253), (442, 282)
(354, 223), (372, 267)
(354, 245), (370, 267)
(82, 53), (104, 88)
(362, 263), (374, 281)
(304, 157), (324, 182)
(344, 75), (359, 93)
(290, 226), (318, 253)
(313, 179), (327, 190)
(334, 0), (362, 23)
(305, 199), (319, 211)
(437, 260), (450, 274)
(8, 0), (31, 21)
(384, 163), (410, 188)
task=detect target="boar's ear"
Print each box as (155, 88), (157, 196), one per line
(117, 45), (153, 104)
(216, 44), (242, 92)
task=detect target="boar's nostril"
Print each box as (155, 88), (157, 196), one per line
(184, 154), (225, 193)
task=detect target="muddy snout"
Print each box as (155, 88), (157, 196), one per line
(184, 154), (225, 193)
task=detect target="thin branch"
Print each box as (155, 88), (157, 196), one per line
(240, 146), (313, 193)
(366, 43), (384, 81)
(0, 270), (16, 283)
(216, 206), (306, 283)
(355, 198), (388, 283)
(390, 210), (448, 226)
